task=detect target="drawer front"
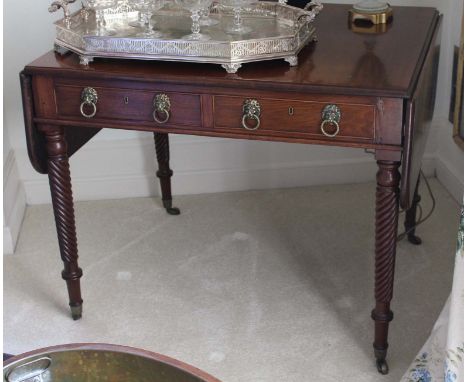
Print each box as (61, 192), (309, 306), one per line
(55, 85), (202, 127)
(213, 95), (375, 141)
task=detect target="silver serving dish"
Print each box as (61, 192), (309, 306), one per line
(50, 0), (323, 73)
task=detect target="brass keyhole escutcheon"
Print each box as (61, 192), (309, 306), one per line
(124, 96), (129, 105)
(288, 107), (294, 116)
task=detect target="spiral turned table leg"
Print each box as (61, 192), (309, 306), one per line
(154, 133), (180, 215)
(404, 175), (422, 245)
(44, 126), (83, 320)
(372, 160), (400, 374)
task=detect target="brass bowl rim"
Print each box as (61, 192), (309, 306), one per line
(4, 343), (222, 382)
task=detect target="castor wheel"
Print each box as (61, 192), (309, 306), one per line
(407, 233), (422, 245)
(376, 359), (389, 375)
(163, 200), (180, 215)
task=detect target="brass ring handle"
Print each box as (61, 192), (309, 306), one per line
(242, 99), (261, 131)
(80, 87), (98, 118)
(320, 119), (340, 137)
(242, 114), (260, 130)
(153, 108), (170, 124)
(320, 104), (341, 138)
(153, 94), (171, 124)
(80, 101), (97, 118)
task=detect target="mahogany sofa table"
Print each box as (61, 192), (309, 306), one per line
(20, 4), (441, 375)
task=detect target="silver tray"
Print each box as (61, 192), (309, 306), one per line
(50, 0), (323, 73)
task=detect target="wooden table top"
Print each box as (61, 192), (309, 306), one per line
(26, 4), (438, 98)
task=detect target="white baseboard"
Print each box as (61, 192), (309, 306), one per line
(15, 137), (437, 205)
(435, 156), (464, 204)
(4, 226), (14, 255)
(3, 151), (27, 254)
(23, 159), (381, 204)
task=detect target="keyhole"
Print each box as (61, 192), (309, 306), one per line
(288, 107), (294, 116)
(124, 96), (129, 104)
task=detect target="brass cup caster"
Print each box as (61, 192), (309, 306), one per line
(163, 200), (181, 215)
(376, 358), (389, 374)
(407, 233), (422, 245)
(70, 304), (83, 320)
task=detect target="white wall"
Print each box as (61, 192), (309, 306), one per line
(3, 0), (464, 252)
(432, 0), (464, 203)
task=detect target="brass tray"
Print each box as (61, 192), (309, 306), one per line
(4, 343), (222, 382)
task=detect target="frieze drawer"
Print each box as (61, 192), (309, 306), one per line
(55, 85), (202, 128)
(213, 95), (376, 141)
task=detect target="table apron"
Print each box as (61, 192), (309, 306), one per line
(34, 117), (402, 152)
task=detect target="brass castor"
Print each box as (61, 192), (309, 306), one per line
(70, 304), (82, 320)
(163, 200), (180, 216)
(376, 359), (389, 375)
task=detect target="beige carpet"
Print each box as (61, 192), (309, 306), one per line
(4, 179), (460, 381)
